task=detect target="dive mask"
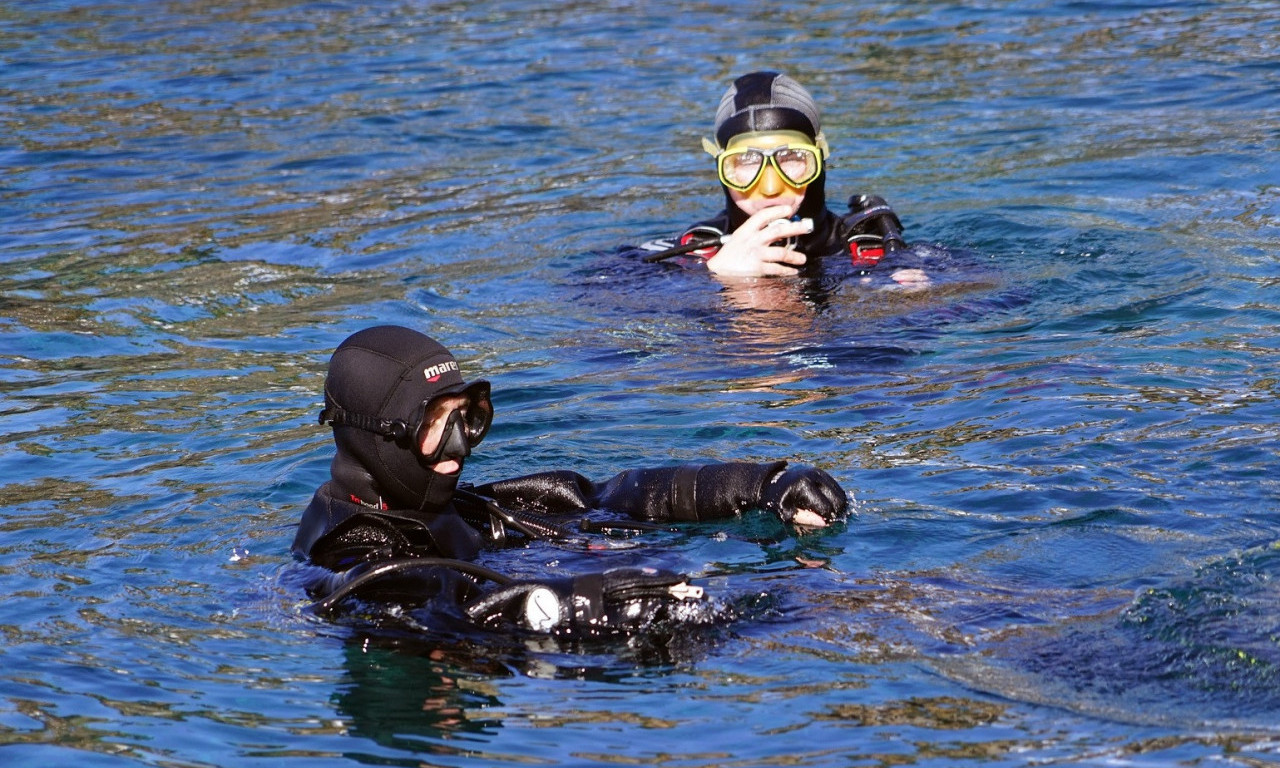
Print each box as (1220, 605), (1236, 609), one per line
(415, 380), (493, 464)
(320, 379), (493, 463)
(717, 142), (823, 192)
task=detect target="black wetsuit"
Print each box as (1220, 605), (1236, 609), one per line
(293, 461), (843, 636)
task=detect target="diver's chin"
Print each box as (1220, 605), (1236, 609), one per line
(417, 461), (464, 513)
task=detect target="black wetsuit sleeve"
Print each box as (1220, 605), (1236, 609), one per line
(470, 462), (848, 525)
(294, 484), (485, 571)
(590, 461), (789, 522)
(471, 463), (783, 522)
(306, 510), (485, 570)
(469, 471), (599, 514)
(305, 513), (417, 571)
(843, 194), (905, 241)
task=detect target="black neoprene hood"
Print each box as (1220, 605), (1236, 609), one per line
(323, 325), (469, 510)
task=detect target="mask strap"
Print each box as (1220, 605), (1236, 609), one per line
(706, 133), (827, 158)
(318, 404), (413, 441)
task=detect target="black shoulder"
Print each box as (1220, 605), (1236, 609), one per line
(840, 194), (907, 257)
(292, 483), (363, 559)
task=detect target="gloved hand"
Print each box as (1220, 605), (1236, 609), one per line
(759, 465), (848, 527)
(593, 460), (846, 526)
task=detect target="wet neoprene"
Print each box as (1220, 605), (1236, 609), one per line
(321, 325), (477, 513)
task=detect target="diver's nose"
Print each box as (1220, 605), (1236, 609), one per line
(754, 162), (785, 197)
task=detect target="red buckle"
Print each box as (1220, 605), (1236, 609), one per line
(850, 242), (884, 269)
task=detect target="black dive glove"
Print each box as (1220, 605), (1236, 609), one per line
(463, 567), (706, 637)
(759, 465), (848, 527)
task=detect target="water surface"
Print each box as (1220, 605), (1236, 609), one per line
(3, 1), (1280, 766)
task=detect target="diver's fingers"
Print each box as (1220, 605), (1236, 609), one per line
(790, 508), (828, 528)
(890, 268), (930, 285)
(757, 260), (801, 277)
(742, 206), (794, 233)
(762, 221), (814, 244)
(775, 247), (807, 266)
(758, 246), (805, 267)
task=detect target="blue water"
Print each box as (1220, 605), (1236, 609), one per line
(3, 1), (1280, 765)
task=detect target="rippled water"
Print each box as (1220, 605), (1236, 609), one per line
(3, 1), (1280, 766)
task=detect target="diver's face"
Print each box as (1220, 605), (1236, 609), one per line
(723, 132), (810, 218)
(412, 380), (493, 478)
(416, 392), (471, 475)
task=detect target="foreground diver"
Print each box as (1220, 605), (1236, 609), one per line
(293, 324), (848, 638)
(637, 71), (926, 285)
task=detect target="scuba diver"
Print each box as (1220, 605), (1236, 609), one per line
(636, 71), (927, 285)
(293, 324), (848, 639)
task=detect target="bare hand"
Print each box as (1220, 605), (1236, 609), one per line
(890, 268), (930, 288)
(706, 206), (813, 278)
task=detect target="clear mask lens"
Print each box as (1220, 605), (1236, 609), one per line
(718, 144), (821, 191)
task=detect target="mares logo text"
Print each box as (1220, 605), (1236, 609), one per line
(422, 360), (458, 382)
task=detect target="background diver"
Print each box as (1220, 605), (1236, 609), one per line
(638, 70), (928, 286)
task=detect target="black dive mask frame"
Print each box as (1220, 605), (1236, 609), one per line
(419, 407), (476, 464)
(319, 380), (493, 462)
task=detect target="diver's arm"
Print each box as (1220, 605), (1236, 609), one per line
(468, 471), (599, 514)
(305, 508), (485, 570)
(293, 486), (406, 568)
(304, 513), (411, 571)
(591, 461), (848, 528)
(844, 194), (931, 286)
(843, 194), (907, 269)
(296, 485), (485, 569)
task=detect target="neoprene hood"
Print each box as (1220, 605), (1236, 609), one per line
(714, 71), (821, 147)
(713, 71), (829, 229)
(322, 325), (471, 511)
